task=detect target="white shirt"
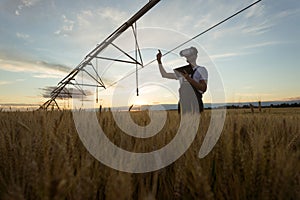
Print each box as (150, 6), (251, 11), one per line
(192, 66), (208, 93)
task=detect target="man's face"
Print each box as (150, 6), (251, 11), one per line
(185, 54), (197, 64)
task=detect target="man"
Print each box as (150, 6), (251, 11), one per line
(156, 47), (208, 113)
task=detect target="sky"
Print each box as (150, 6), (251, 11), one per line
(0, 0), (299, 109)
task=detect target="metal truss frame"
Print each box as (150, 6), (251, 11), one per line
(40, 0), (160, 110)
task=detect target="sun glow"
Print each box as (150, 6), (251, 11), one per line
(128, 95), (148, 106)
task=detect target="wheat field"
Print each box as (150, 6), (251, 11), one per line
(0, 108), (299, 199)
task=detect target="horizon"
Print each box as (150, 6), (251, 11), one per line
(1, 98), (300, 112)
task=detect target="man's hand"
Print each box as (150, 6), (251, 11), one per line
(181, 70), (191, 80)
(156, 50), (162, 64)
(181, 70), (207, 92)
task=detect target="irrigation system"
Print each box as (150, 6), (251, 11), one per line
(40, 0), (262, 110)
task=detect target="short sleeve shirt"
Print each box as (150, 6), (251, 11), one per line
(191, 66), (208, 93)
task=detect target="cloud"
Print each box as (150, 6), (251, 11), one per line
(284, 96), (300, 101)
(16, 32), (30, 40)
(15, 32), (34, 44)
(275, 8), (300, 19)
(0, 55), (71, 79)
(243, 41), (282, 49)
(55, 7), (128, 44)
(41, 86), (93, 99)
(207, 6), (270, 39)
(15, 0), (41, 16)
(97, 7), (128, 23)
(20, 0), (40, 7)
(244, 3), (265, 19)
(210, 52), (246, 60)
(234, 92), (272, 97)
(242, 19), (273, 35)
(0, 79), (25, 86)
(0, 81), (12, 86)
(54, 15), (75, 36)
(241, 6), (299, 37)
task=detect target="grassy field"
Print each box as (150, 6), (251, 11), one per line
(0, 108), (299, 199)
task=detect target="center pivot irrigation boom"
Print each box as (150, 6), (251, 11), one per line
(40, 0), (262, 110)
(40, 0), (161, 110)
